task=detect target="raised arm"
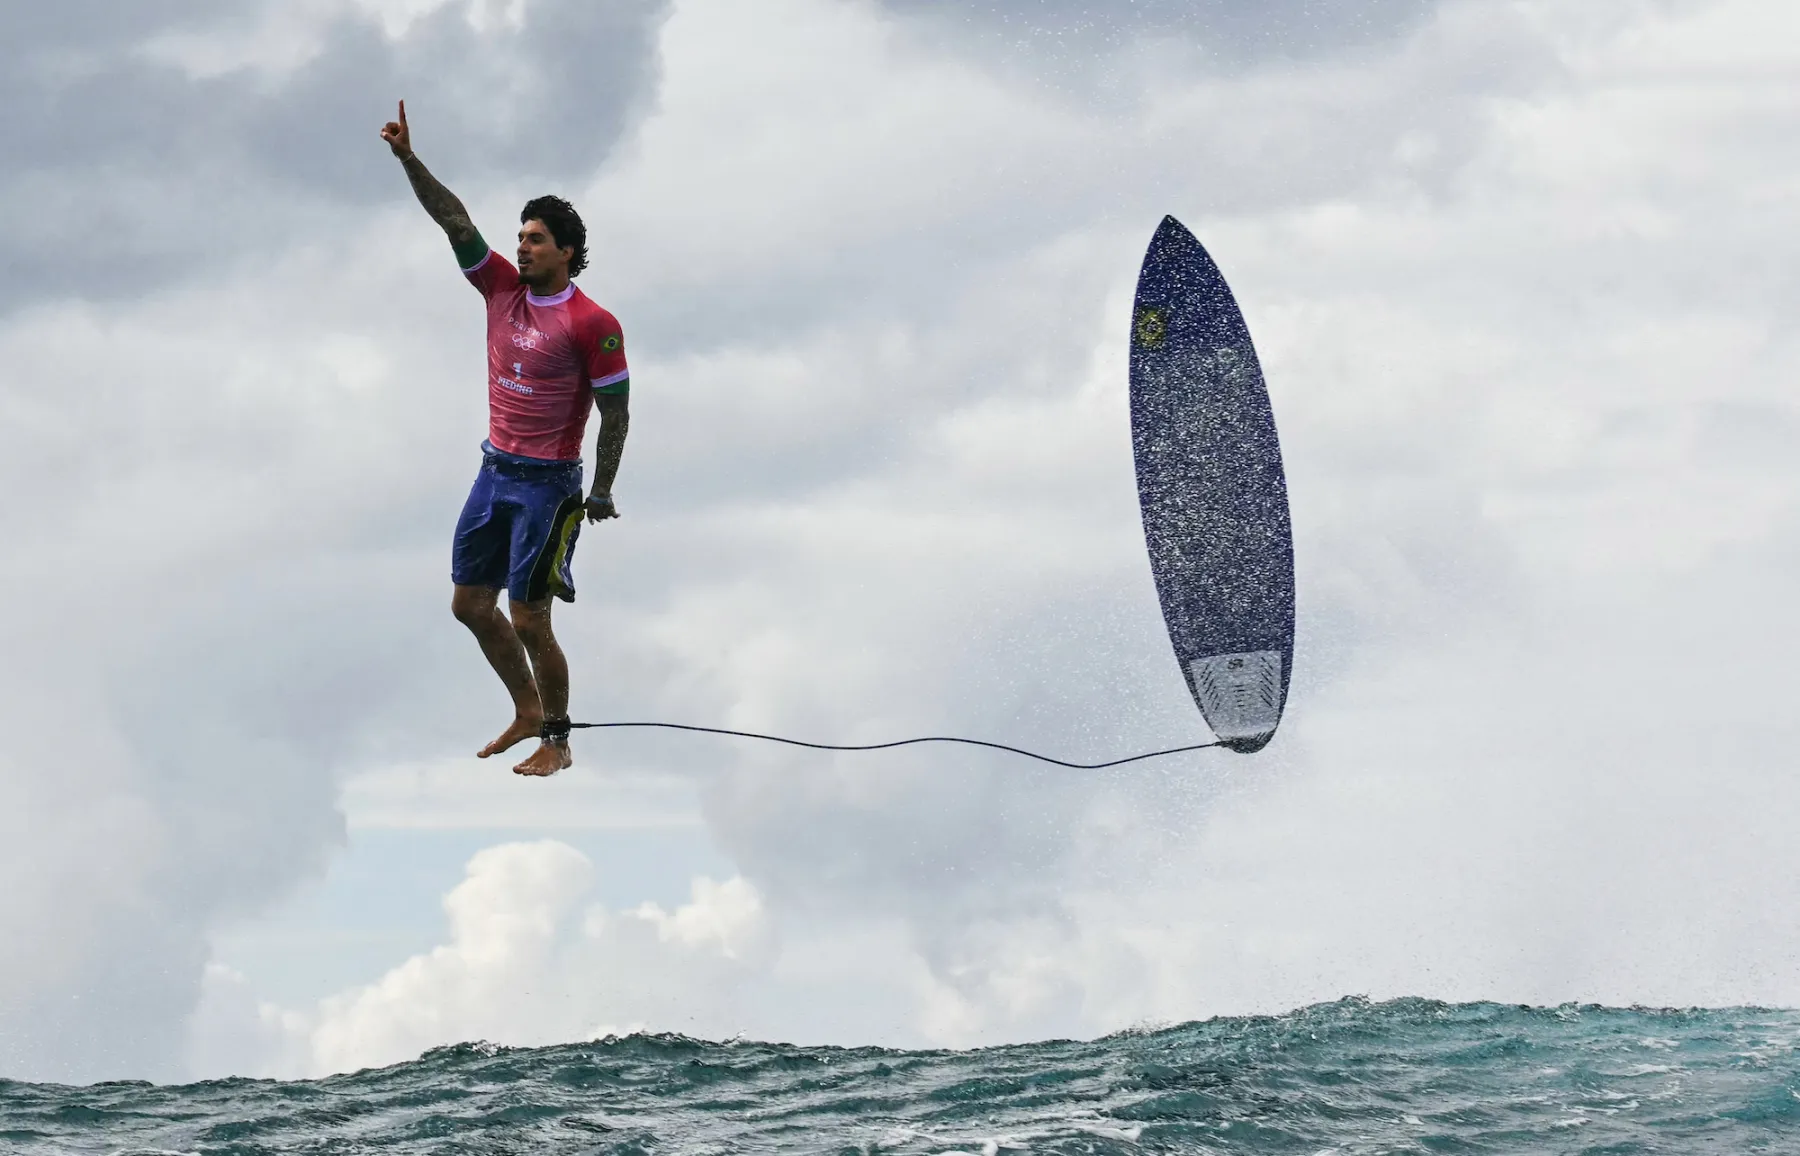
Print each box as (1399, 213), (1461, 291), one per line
(379, 100), (480, 248)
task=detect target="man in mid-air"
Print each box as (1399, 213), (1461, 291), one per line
(381, 100), (630, 778)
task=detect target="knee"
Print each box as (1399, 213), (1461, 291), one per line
(451, 587), (495, 628)
(509, 602), (551, 647)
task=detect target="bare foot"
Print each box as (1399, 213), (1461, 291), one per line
(478, 713), (543, 758)
(513, 740), (573, 777)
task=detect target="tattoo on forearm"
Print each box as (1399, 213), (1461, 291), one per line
(594, 410), (630, 493)
(401, 155), (478, 244)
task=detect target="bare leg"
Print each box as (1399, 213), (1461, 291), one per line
(509, 596), (574, 777)
(451, 584), (544, 757)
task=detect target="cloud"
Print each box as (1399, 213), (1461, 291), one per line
(297, 842), (771, 1074)
(188, 963), (313, 1079)
(0, 0), (668, 314)
(8, 0), (1800, 1081)
(561, 0), (1800, 1044)
(875, 0), (1443, 86)
(0, 0), (671, 1083)
(309, 840), (598, 1071)
(634, 875), (768, 960)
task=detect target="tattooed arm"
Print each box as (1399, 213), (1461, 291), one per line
(379, 100), (480, 248)
(586, 391), (631, 522)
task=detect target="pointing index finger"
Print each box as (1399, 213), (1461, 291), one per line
(398, 99), (407, 127)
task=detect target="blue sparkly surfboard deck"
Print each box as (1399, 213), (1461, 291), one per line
(1129, 216), (1295, 753)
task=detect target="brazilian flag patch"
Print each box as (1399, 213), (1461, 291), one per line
(601, 334), (622, 352)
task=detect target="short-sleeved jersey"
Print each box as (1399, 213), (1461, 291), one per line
(463, 249), (629, 462)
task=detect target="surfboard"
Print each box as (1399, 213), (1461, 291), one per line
(1129, 216), (1295, 753)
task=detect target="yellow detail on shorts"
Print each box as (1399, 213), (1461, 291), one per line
(547, 503), (582, 598)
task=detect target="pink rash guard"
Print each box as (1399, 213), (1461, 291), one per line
(463, 249), (629, 462)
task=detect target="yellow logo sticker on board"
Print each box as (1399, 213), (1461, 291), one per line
(1133, 306), (1168, 349)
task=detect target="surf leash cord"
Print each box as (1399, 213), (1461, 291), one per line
(556, 720), (1221, 769)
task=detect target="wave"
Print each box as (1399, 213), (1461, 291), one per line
(4, 997), (1797, 1153)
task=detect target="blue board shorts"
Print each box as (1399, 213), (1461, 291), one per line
(452, 441), (585, 603)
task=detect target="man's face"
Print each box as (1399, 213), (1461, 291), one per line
(516, 219), (572, 289)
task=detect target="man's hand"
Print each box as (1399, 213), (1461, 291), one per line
(585, 493), (619, 523)
(382, 101), (479, 245)
(380, 99), (412, 158)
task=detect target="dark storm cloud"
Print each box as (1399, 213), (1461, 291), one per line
(0, 0), (669, 314)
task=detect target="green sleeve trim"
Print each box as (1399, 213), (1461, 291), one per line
(593, 378), (631, 397)
(451, 230), (490, 271)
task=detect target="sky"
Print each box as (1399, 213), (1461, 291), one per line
(2, 0), (1798, 1083)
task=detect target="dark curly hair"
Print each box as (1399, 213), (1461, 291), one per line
(520, 194), (588, 277)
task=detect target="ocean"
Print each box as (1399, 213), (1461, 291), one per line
(3, 998), (1796, 1154)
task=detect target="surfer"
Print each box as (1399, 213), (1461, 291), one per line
(380, 100), (631, 777)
